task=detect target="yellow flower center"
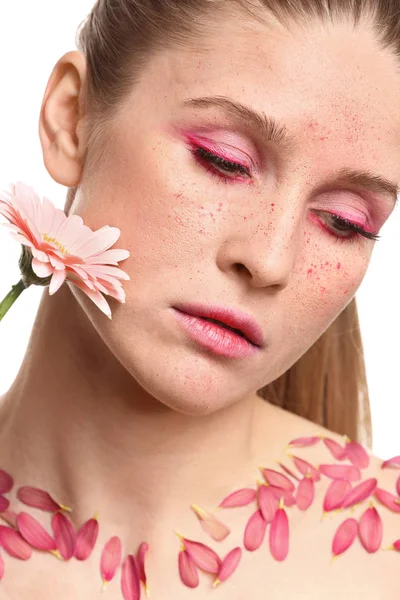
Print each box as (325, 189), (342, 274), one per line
(43, 234), (70, 255)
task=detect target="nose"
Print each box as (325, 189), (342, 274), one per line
(218, 204), (302, 290)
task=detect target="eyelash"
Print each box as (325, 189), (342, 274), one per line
(192, 146), (381, 244)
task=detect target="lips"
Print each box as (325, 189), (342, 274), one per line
(199, 317), (250, 340)
(173, 303), (265, 348)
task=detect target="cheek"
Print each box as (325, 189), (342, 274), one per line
(303, 245), (370, 320)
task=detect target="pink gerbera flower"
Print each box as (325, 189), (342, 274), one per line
(0, 182), (130, 321)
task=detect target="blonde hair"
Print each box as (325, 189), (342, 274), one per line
(65, 0), (399, 447)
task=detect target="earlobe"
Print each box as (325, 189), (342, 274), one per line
(38, 51), (88, 187)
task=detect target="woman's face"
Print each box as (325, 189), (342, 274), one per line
(67, 15), (400, 415)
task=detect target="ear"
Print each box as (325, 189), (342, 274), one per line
(38, 51), (88, 187)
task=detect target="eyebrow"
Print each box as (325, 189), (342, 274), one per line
(183, 95), (399, 206)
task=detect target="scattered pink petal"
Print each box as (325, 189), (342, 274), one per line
(340, 478), (378, 510)
(74, 516), (99, 560)
(101, 536), (122, 586)
(0, 549), (4, 580)
(345, 438), (370, 470)
(121, 554), (141, 600)
(276, 462), (301, 482)
(323, 480), (352, 513)
(51, 511), (76, 560)
(381, 455), (400, 469)
(358, 504), (382, 553)
(332, 518), (358, 560)
(244, 509), (268, 551)
(296, 473), (315, 511)
(191, 504), (230, 541)
(260, 467), (295, 492)
(322, 437), (347, 461)
(17, 512), (56, 552)
(391, 540), (400, 551)
(0, 525), (32, 560)
(213, 547), (242, 587)
(0, 509), (18, 528)
(0, 497), (9, 513)
(287, 436), (321, 448)
(0, 182), (131, 320)
(268, 485), (297, 507)
(269, 499), (289, 561)
(288, 454), (321, 481)
(374, 488), (400, 513)
(218, 488), (257, 508)
(137, 541), (149, 595)
(319, 464), (361, 482)
(258, 485), (279, 523)
(178, 535), (221, 573)
(17, 486), (71, 512)
(0, 470), (13, 495)
(178, 550), (199, 588)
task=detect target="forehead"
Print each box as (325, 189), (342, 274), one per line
(143, 14), (400, 173)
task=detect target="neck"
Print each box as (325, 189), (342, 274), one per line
(0, 285), (285, 546)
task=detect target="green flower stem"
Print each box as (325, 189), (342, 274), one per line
(0, 279), (27, 322)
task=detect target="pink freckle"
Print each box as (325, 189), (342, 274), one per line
(337, 262), (341, 270)
(243, 216), (247, 220)
(307, 269), (313, 276)
(271, 204), (275, 207)
(325, 261), (329, 266)
(321, 287), (326, 295)
(174, 193), (183, 199)
(343, 289), (348, 294)
(210, 213), (213, 217)
(200, 206), (204, 210)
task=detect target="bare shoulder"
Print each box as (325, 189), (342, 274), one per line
(255, 402), (400, 598)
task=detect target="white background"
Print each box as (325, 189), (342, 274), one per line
(0, 1), (399, 458)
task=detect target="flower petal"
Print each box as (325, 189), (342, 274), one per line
(296, 474), (315, 511)
(244, 509), (268, 552)
(397, 475), (400, 497)
(191, 504), (230, 541)
(345, 438), (370, 470)
(74, 516), (99, 560)
(276, 462), (301, 482)
(17, 486), (71, 512)
(269, 499), (289, 561)
(0, 509), (18, 528)
(17, 512), (56, 551)
(178, 550), (199, 588)
(268, 485), (297, 507)
(101, 536), (122, 586)
(287, 436), (321, 448)
(258, 485), (279, 523)
(136, 541), (149, 596)
(322, 437), (347, 461)
(218, 488), (257, 508)
(213, 547), (242, 587)
(0, 497), (9, 513)
(374, 488), (400, 513)
(319, 464), (361, 482)
(0, 470), (13, 495)
(180, 537), (221, 573)
(358, 504), (382, 553)
(323, 480), (352, 515)
(340, 478), (378, 510)
(121, 554), (141, 600)
(67, 279), (112, 320)
(381, 455), (400, 469)
(332, 518), (358, 560)
(0, 525), (32, 560)
(287, 454), (321, 481)
(51, 512), (76, 561)
(260, 467), (295, 492)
